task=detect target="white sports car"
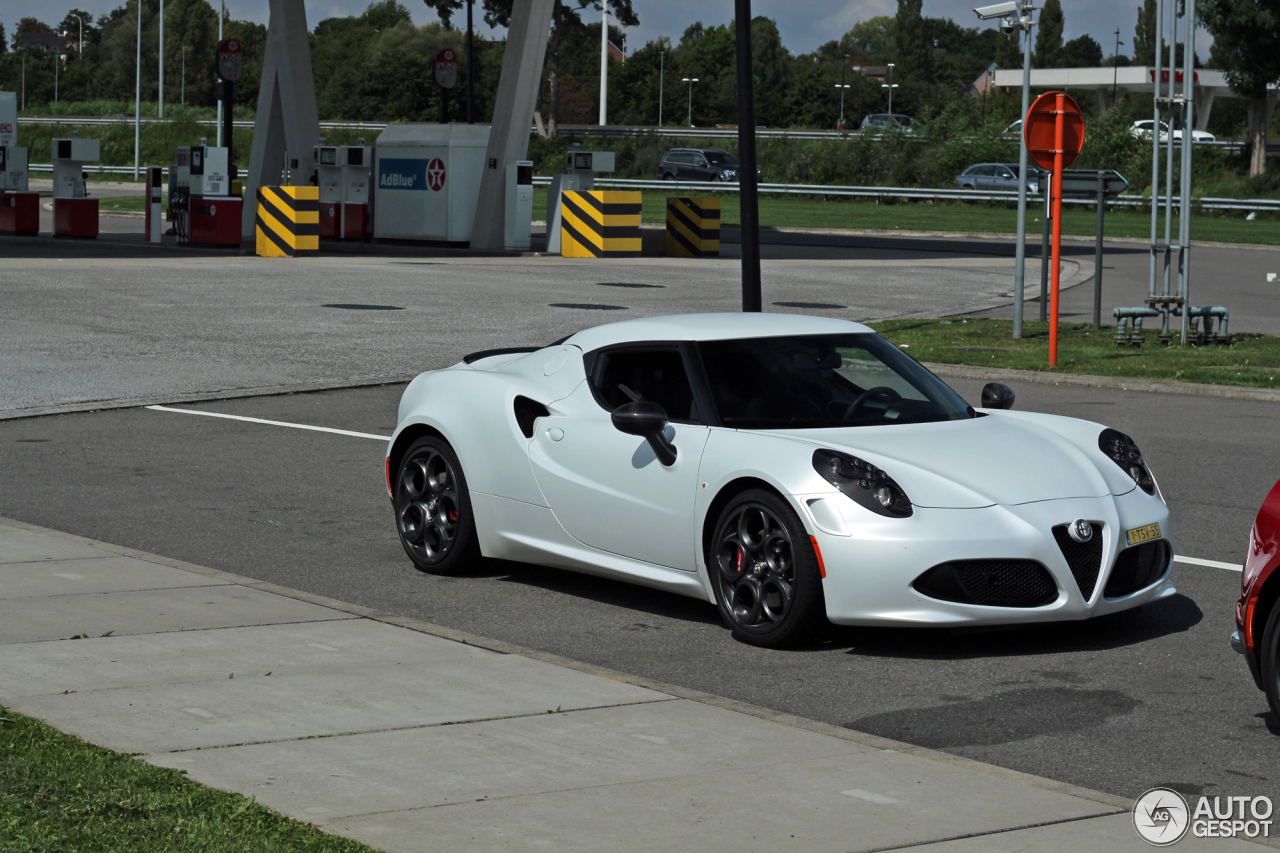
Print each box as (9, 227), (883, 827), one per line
(386, 313), (1175, 647)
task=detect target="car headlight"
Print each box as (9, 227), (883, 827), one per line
(813, 449), (913, 518)
(1098, 428), (1156, 495)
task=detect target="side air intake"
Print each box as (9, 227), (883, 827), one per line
(513, 396), (550, 438)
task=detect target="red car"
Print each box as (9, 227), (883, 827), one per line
(1234, 478), (1280, 717)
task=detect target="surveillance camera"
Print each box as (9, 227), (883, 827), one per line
(1000, 16), (1021, 34)
(974, 1), (1019, 19)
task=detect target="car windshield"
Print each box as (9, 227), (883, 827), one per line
(704, 151), (738, 166)
(698, 333), (974, 429)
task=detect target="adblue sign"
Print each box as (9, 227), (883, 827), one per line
(378, 158), (446, 191)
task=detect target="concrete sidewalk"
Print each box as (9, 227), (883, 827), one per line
(0, 516), (1260, 852)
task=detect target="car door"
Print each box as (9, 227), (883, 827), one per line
(691, 153), (712, 181)
(528, 345), (710, 571)
(972, 165), (995, 190)
(992, 166), (1016, 191)
(673, 152), (693, 180)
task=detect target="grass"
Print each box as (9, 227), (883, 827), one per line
(0, 705), (378, 852)
(869, 317), (1280, 389)
(531, 188), (1280, 246)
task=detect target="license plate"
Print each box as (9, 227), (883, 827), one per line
(1126, 522), (1162, 546)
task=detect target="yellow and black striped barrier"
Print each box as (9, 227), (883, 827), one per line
(666, 197), (721, 258)
(560, 190), (642, 258)
(255, 186), (319, 258)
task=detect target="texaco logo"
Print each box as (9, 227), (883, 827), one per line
(1134, 788), (1190, 845)
(426, 158), (446, 191)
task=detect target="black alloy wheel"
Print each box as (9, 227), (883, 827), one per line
(711, 489), (826, 647)
(1261, 602), (1280, 720)
(394, 437), (479, 575)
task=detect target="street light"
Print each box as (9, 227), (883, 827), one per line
(70, 14), (83, 58)
(158, 0), (165, 118)
(974, 0), (1036, 339)
(834, 85), (850, 129)
(181, 45), (189, 104)
(658, 50), (664, 126)
(1112, 30), (1124, 105)
(881, 63), (898, 114)
(55, 52), (64, 102)
(682, 77), (698, 127)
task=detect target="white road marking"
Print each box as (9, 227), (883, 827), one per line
(144, 404), (1252, 574)
(842, 789), (899, 805)
(308, 642), (339, 651)
(182, 707), (215, 718)
(1175, 555), (1243, 572)
(146, 405), (390, 442)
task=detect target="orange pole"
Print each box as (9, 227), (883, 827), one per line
(1049, 92), (1065, 367)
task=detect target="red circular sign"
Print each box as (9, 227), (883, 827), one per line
(434, 49), (458, 90)
(1024, 91), (1085, 170)
(426, 158), (446, 191)
(217, 38), (243, 82)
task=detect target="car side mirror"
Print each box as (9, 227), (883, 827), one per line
(611, 401), (677, 466)
(981, 382), (1016, 410)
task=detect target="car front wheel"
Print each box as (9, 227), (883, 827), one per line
(710, 489), (826, 647)
(1260, 601), (1280, 719)
(394, 436), (480, 575)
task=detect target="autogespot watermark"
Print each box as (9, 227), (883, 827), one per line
(1133, 787), (1275, 845)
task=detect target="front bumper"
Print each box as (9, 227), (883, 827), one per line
(802, 488), (1174, 626)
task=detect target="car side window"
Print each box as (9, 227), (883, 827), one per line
(694, 154), (708, 167)
(592, 348), (700, 423)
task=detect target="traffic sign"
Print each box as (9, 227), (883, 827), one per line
(1057, 169), (1127, 199)
(434, 49), (458, 90)
(1024, 91), (1084, 171)
(217, 39), (243, 82)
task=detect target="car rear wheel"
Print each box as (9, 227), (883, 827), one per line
(1260, 602), (1280, 719)
(662, 174), (676, 181)
(394, 436), (480, 575)
(710, 489), (826, 647)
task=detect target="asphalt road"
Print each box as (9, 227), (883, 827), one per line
(2, 377), (1275, 807)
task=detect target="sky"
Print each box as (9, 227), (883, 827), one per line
(2, 0), (1153, 59)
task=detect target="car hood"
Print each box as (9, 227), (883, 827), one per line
(765, 413), (1116, 508)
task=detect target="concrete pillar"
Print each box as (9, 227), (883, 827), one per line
(469, 0), (556, 251)
(1194, 87), (1216, 131)
(241, 0), (322, 239)
(1096, 90), (1112, 113)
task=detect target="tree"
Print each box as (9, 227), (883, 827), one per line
(422, 0), (465, 29)
(1133, 0), (1156, 65)
(1062, 34), (1102, 67)
(895, 0), (930, 84)
(841, 16), (895, 64)
(0, 22), (7, 55)
(1199, 0), (1280, 176)
(1033, 0), (1064, 67)
(994, 29), (1022, 69)
(57, 10), (96, 56)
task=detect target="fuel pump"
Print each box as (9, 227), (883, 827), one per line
(0, 142), (37, 234)
(504, 160), (533, 251)
(51, 136), (100, 238)
(183, 140), (242, 246)
(144, 166), (163, 243)
(315, 144), (372, 240)
(545, 148), (615, 253)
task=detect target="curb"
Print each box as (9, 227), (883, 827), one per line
(924, 361), (1280, 403)
(0, 513), (1136, 816)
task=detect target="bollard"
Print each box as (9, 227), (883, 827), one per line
(665, 197), (721, 258)
(560, 190), (641, 258)
(255, 186), (319, 257)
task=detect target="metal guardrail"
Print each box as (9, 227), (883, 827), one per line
(21, 165), (1278, 212)
(17, 115), (386, 131)
(531, 176), (1280, 213)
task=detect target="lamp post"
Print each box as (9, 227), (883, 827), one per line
(834, 84), (850, 129)
(974, 0), (1036, 339)
(158, 0), (164, 118)
(683, 77), (698, 126)
(658, 50), (664, 126)
(1112, 30), (1124, 105)
(55, 52), (62, 102)
(71, 14), (83, 58)
(598, 0), (608, 126)
(181, 45), (189, 104)
(134, 0), (142, 180)
(216, 0), (224, 147)
(881, 63), (898, 114)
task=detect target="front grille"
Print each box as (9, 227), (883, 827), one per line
(1104, 539), (1171, 598)
(513, 396), (550, 438)
(1053, 524), (1105, 601)
(912, 560), (1058, 608)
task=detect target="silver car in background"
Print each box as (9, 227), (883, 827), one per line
(955, 163), (1041, 194)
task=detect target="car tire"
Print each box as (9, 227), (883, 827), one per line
(1260, 601), (1280, 720)
(663, 174), (676, 181)
(393, 436), (480, 575)
(709, 488), (826, 648)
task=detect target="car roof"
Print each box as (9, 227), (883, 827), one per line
(563, 312), (875, 352)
